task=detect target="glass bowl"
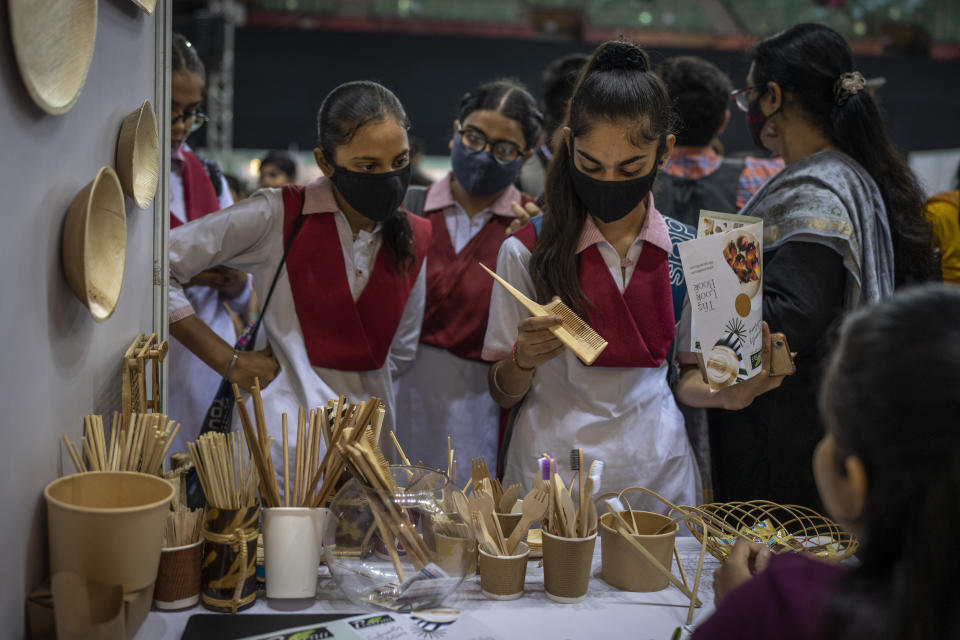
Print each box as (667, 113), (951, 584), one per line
(325, 465), (475, 611)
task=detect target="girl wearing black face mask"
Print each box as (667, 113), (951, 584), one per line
(677, 23), (937, 511)
(394, 80), (542, 471)
(168, 81), (431, 473)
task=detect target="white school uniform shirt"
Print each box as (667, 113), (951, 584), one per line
(167, 145), (248, 454)
(169, 176), (426, 470)
(394, 172), (520, 469)
(481, 199), (700, 513)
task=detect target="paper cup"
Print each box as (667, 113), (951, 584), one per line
(44, 471), (174, 594)
(153, 540), (202, 610)
(433, 529), (476, 576)
(542, 531), (596, 603)
(263, 507), (332, 599)
(599, 511), (678, 592)
(479, 542), (529, 600)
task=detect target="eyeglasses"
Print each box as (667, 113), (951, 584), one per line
(171, 109), (208, 133)
(731, 86), (764, 113)
(457, 127), (524, 164)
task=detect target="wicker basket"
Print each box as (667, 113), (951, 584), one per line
(684, 500), (858, 562)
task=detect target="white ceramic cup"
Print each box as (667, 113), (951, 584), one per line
(262, 507), (333, 599)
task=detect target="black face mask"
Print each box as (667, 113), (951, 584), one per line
(568, 157), (659, 223)
(330, 164), (412, 222)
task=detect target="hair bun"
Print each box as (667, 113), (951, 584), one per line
(593, 41), (649, 73)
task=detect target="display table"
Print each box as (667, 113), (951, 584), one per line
(138, 537), (721, 639)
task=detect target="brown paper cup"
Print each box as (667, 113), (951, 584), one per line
(495, 512), (523, 539)
(542, 531), (596, 603)
(479, 543), (529, 600)
(433, 529), (476, 576)
(153, 540), (202, 609)
(599, 510), (678, 592)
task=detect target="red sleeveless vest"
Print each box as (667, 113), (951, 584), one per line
(171, 150), (220, 228)
(419, 193), (536, 361)
(281, 185), (432, 371)
(513, 222), (674, 368)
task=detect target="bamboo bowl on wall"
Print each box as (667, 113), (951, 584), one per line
(116, 100), (160, 210)
(62, 167), (127, 322)
(130, 0), (156, 15)
(8, 0), (97, 115)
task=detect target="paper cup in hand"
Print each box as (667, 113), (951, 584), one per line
(542, 531), (596, 603)
(479, 542), (529, 600)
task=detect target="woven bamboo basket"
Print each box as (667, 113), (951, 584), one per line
(683, 500), (859, 563)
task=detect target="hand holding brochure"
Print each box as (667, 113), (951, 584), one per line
(677, 211), (764, 391)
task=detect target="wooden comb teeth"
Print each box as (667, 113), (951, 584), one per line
(479, 262), (608, 365)
(544, 299), (608, 349)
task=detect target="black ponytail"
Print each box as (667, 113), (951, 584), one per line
(818, 284), (960, 639)
(531, 40), (676, 315)
(172, 33), (204, 76)
(753, 23), (937, 286)
(316, 81), (414, 273)
(458, 79), (544, 150)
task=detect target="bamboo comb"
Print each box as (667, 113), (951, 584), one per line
(479, 263), (607, 365)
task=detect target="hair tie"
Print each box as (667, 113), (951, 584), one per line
(834, 71), (866, 106)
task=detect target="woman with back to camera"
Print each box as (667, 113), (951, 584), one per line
(395, 80), (542, 470)
(694, 284), (960, 640)
(675, 23), (937, 509)
(168, 81), (431, 468)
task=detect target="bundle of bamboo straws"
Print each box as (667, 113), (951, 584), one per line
(187, 431), (259, 510)
(231, 379), (388, 509)
(162, 507), (204, 548)
(61, 413), (181, 475)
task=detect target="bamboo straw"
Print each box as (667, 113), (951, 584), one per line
(282, 413), (290, 508)
(388, 431), (410, 466)
(232, 384), (282, 507)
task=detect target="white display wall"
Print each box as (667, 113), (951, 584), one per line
(0, 2), (167, 636)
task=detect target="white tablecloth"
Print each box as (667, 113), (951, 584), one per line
(137, 537), (721, 640)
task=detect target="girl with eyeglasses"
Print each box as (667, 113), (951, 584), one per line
(167, 33), (250, 454)
(676, 23), (937, 510)
(394, 80), (543, 470)
(168, 81), (430, 469)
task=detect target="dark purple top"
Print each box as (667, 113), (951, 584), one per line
(693, 553), (847, 640)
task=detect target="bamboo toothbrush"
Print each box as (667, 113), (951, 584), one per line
(480, 263), (607, 365)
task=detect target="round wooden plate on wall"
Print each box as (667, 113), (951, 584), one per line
(8, 0), (97, 115)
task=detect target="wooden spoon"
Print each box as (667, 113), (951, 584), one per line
(499, 483), (521, 514)
(506, 487), (549, 554)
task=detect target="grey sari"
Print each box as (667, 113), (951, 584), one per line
(740, 150), (895, 310)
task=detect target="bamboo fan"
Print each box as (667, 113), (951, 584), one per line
(479, 263), (607, 365)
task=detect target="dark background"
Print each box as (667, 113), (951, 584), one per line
(185, 25), (960, 156)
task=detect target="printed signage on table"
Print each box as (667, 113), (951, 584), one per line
(677, 211), (763, 392)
